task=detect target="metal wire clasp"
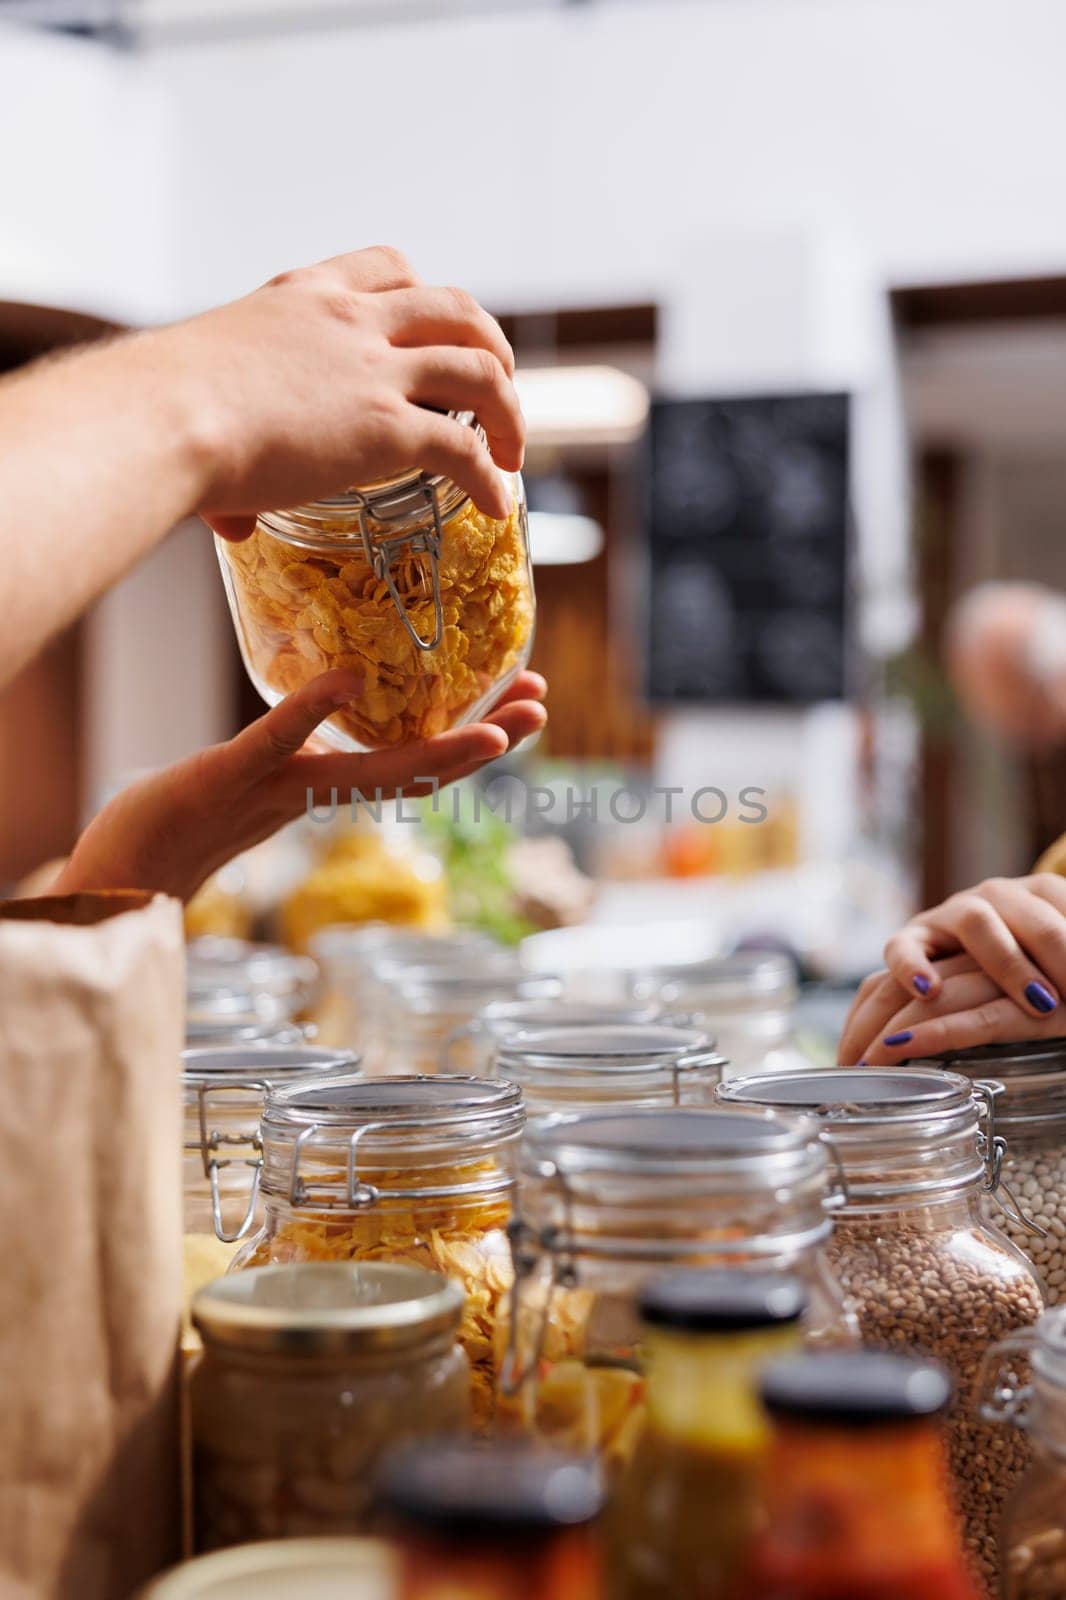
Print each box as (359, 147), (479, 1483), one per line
(352, 480), (445, 652)
(194, 1080), (267, 1245)
(974, 1078), (1048, 1239)
(500, 1161), (577, 1398)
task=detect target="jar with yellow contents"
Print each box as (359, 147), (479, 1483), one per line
(230, 1073), (525, 1430)
(216, 414), (535, 752)
(499, 1107), (855, 1468)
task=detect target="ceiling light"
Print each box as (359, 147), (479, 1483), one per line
(515, 364), (650, 448)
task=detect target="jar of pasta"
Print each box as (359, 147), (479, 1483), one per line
(490, 1024), (726, 1115)
(915, 1040), (1066, 1307)
(216, 418), (535, 753)
(718, 1066), (1046, 1593)
(190, 1262), (469, 1551)
(982, 1306), (1066, 1600)
(500, 1106), (853, 1466)
(183, 1043), (361, 1317)
(231, 1073), (525, 1429)
(374, 962), (563, 1076)
(630, 952), (801, 1075)
(442, 998), (663, 1076)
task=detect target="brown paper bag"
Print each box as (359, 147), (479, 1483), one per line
(0, 891), (185, 1599)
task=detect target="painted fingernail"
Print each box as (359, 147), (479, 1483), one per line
(913, 974), (931, 996)
(884, 1031), (913, 1048)
(1025, 981), (1058, 1014)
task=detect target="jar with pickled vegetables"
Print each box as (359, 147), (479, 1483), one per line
(718, 1066), (1046, 1595)
(500, 1106), (854, 1467)
(183, 1044), (360, 1320)
(630, 951), (802, 1075)
(231, 1073), (525, 1429)
(216, 416), (535, 753)
(190, 1262), (469, 1551)
(442, 998), (663, 1077)
(490, 1024), (726, 1115)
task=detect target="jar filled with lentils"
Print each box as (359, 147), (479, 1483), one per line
(917, 1040), (1066, 1307)
(717, 1066), (1046, 1596)
(982, 1306), (1066, 1600)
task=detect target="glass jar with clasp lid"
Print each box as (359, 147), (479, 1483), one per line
(186, 938), (319, 1046)
(372, 960), (562, 1077)
(441, 998), (664, 1076)
(717, 1066), (1046, 1593)
(914, 1040), (1066, 1307)
(489, 1024), (726, 1116)
(980, 1305), (1066, 1600)
(216, 415), (535, 754)
(629, 951), (802, 1075)
(182, 1044), (361, 1322)
(230, 1073), (525, 1430)
(499, 1106), (853, 1469)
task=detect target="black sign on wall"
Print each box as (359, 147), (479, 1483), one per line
(645, 393), (850, 705)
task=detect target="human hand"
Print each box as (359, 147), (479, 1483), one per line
(157, 245), (523, 535)
(53, 667), (547, 904)
(839, 952), (1066, 1066)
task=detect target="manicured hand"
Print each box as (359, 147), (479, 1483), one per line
(53, 668), (547, 904)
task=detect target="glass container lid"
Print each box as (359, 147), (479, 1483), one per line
(476, 998), (661, 1036)
(636, 950), (798, 1006)
(182, 1044), (361, 1091)
(192, 1261), (463, 1356)
(498, 1023), (721, 1074)
(914, 1038), (1066, 1130)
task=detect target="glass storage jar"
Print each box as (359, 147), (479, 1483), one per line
(916, 1040), (1066, 1308)
(630, 951), (802, 1076)
(309, 925), (499, 1057)
(190, 1261), (468, 1551)
(500, 1105), (853, 1468)
(231, 1073), (525, 1430)
(490, 1024), (726, 1115)
(183, 1044), (361, 1319)
(373, 962), (562, 1077)
(441, 998), (662, 1075)
(216, 419), (535, 754)
(187, 938), (319, 1015)
(717, 1066), (1046, 1594)
(981, 1305), (1066, 1600)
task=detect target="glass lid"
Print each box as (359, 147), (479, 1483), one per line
(718, 1067), (977, 1123)
(182, 1044), (360, 1087)
(497, 1023), (723, 1073)
(640, 950), (797, 999)
(523, 1105), (825, 1179)
(478, 999), (659, 1033)
(264, 1072), (524, 1137)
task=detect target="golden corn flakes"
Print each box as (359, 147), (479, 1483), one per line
(220, 495), (534, 751)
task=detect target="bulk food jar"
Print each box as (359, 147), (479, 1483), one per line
(185, 938), (319, 1045)
(499, 1106), (854, 1466)
(309, 925), (499, 1055)
(231, 1073), (525, 1429)
(372, 961), (562, 1077)
(717, 1066), (1046, 1594)
(981, 1305), (1066, 1600)
(490, 1024), (726, 1115)
(190, 1262), (469, 1551)
(441, 998), (662, 1076)
(183, 1044), (361, 1314)
(916, 1040), (1066, 1307)
(629, 951), (803, 1076)
(216, 417), (535, 753)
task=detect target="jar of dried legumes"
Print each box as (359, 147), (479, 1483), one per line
(982, 1306), (1066, 1600)
(230, 1073), (524, 1431)
(717, 1067), (1046, 1596)
(500, 1106), (855, 1468)
(190, 1261), (468, 1551)
(216, 416), (535, 752)
(916, 1040), (1066, 1307)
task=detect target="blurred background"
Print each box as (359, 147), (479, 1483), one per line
(3, 0), (1066, 992)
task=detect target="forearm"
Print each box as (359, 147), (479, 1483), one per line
(0, 329), (216, 685)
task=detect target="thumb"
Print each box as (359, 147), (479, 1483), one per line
(202, 512), (259, 542)
(222, 671), (365, 783)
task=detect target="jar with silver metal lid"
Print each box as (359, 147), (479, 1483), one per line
(915, 1040), (1066, 1307)
(182, 1044), (361, 1320)
(189, 1262), (468, 1552)
(309, 925), (499, 1056)
(499, 1106), (853, 1467)
(187, 938), (319, 1012)
(373, 962), (563, 1077)
(981, 1306), (1066, 1600)
(231, 1073), (525, 1429)
(629, 951), (802, 1075)
(490, 1024), (726, 1115)
(441, 997), (663, 1076)
(717, 1065), (1046, 1592)
(184, 1016), (311, 1051)
(216, 418), (535, 753)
